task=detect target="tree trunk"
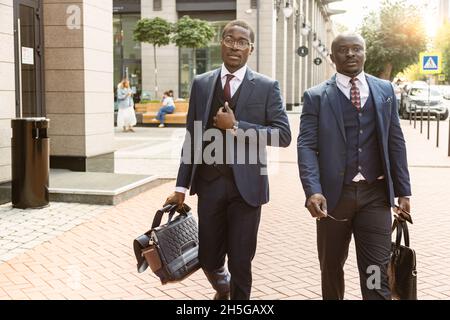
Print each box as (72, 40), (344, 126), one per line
(379, 63), (393, 80)
(154, 45), (159, 99)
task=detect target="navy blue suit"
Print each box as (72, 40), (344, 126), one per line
(177, 67), (291, 299)
(298, 74), (411, 300)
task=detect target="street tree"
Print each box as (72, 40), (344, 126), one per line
(360, 0), (427, 80)
(133, 17), (172, 99)
(172, 15), (215, 76)
(435, 21), (450, 83)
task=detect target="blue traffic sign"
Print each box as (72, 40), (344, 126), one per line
(420, 52), (442, 74)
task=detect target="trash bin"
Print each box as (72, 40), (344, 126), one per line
(11, 118), (50, 209)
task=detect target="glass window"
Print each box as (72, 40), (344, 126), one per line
(113, 14), (142, 102)
(179, 21), (226, 99)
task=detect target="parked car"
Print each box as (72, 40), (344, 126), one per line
(400, 84), (448, 120)
(392, 83), (402, 112)
(435, 85), (450, 100)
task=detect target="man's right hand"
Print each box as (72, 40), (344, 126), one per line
(164, 192), (185, 210)
(306, 193), (328, 219)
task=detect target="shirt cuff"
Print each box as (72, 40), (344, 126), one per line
(175, 187), (188, 194)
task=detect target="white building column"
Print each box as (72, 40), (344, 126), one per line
(276, 11), (287, 105)
(43, 0), (114, 172)
(286, 7), (296, 110)
(141, 0), (178, 100)
(255, 1), (277, 79)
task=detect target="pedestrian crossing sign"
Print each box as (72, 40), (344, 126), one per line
(420, 52), (442, 74)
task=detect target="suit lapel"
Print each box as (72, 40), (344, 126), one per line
(366, 75), (386, 133)
(234, 68), (256, 118)
(202, 69), (221, 125)
(325, 75), (346, 142)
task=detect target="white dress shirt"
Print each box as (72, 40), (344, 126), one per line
(175, 65), (248, 194)
(335, 72), (383, 182)
(220, 64), (247, 98)
(335, 71), (369, 108)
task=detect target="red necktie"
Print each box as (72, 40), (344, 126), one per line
(350, 78), (361, 109)
(224, 74), (235, 102)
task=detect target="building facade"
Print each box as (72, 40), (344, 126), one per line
(114, 0), (340, 109)
(0, 0), (340, 184)
(0, 0), (114, 184)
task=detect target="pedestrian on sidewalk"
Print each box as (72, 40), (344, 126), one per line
(297, 33), (412, 300)
(164, 20), (291, 300)
(117, 77), (137, 132)
(153, 91), (176, 128)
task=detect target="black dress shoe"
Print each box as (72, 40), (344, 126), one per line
(213, 291), (230, 300)
(204, 267), (231, 295)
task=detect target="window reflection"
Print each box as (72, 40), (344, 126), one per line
(113, 14), (142, 102)
(179, 22), (225, 99)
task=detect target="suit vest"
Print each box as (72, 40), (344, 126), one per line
(198, 74), (243, 181)
(338, 88), (384, 184)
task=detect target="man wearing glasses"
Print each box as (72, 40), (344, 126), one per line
(298, 34), (412, 300)
(165, 20), (291, 300)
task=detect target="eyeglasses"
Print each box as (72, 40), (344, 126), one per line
(222, 37), (253, 50)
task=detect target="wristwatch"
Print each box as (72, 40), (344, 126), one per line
(233, 121), (239, 131)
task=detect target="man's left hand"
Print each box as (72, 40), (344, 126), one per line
(214, 102), (236, 130)
(395, 197), (412, 223)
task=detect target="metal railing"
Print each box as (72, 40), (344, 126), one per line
(408, 104), (449, 155)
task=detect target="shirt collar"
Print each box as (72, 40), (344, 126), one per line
(221, 64), (247, 82)
(336, 71), (367, 88)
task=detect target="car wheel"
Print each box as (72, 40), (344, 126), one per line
(440, 109), (449, 121)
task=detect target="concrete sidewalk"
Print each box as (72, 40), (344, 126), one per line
(0, 116), (450, 300)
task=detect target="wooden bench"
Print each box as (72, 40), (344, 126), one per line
(137, 101), (189, 125)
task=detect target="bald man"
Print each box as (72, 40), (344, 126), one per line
(297, 33), (411, 300)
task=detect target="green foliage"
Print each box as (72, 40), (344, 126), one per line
(133, 17), (172, 99)
(360, 0), (427, 80)
(172, 15), (215, 49)
(435, 21), (450, 83)
(398, 63), (427, 82)
(133, 17), (172, 47)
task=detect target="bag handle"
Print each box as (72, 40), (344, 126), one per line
(151, 203), (192, 229)
(152, 204), (177, 229)
(392, 218), (410, 248)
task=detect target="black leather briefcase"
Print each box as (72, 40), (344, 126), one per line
(133, 204), (200, 284)
(388, 218), (417, 300)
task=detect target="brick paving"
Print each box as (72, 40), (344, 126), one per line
(0, 115), (450, 300)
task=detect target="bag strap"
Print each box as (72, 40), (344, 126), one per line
(151, 204), (178, 229)
(392, 218), (410, 248)
(151, 203), (192, 229)
(133, 233), (151, 273)
(402, 220), (410, 247)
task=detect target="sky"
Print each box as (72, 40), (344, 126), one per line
(329, 0), (440, 38)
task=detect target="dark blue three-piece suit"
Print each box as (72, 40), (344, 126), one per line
(298, 74), (411, 300)
(176, 67), (291, 300)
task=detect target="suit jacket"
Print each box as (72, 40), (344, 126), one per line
(297, 74), (411, 213)
(176, 67), (292, 207)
